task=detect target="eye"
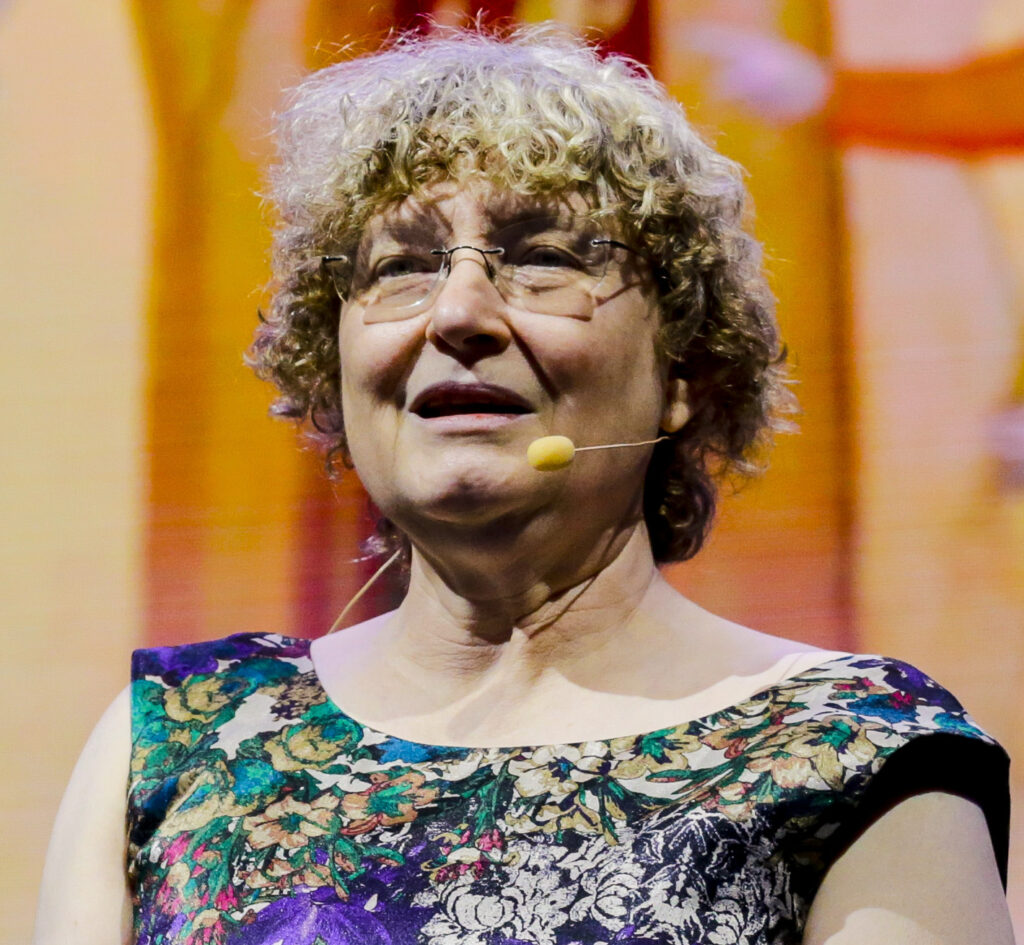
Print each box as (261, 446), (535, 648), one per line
(518, 244), (580, 269)
(372, 254), (437, 280)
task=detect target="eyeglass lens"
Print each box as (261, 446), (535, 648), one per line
(324, 218), (621, 322)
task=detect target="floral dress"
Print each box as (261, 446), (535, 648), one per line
(127, 633), (1008, 945)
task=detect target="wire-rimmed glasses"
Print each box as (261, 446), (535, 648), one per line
(321, 216), (641, 323)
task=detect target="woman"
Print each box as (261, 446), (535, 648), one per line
(35, 26), (1012, 945)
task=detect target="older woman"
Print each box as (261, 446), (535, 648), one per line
(36, 26), (1011, 945)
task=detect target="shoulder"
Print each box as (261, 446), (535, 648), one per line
(130, 632), (315, 747)
(777, 651), (1000, 740)
(776, 652), (1010, 883)
(130, 632), (313, 721)
(131, 630), (312, 684)
(129, 632), (318, 766)
(780, 652), (1008, 794)
(735, 650), (1013, 941)
(34, 688), (132, 943)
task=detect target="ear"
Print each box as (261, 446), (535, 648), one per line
(660, 377), (690, 433)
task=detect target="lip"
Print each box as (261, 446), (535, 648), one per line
(409, 381), (534, 420)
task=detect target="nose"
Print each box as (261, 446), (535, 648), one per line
(423, 250), (512, 359)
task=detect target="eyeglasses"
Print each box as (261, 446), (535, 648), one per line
(321, 217), (643, 323)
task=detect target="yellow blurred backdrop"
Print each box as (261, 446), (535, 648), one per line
(2, 1), (1023, 941)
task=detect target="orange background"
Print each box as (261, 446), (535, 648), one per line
(3, 1), (1024, 940)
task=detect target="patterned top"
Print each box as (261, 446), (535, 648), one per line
(127, 632), (1008, 945)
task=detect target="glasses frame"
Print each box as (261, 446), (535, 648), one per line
(320, 235), (662, 317)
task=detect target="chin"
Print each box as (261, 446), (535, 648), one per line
(388, 464), (552, 531)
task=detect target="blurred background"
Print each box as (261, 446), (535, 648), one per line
(3, 0), (1024, 940)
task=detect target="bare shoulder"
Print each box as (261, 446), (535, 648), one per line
(311, 609), (395, 659)
(33, 687), (133, 944)
(803, 792), (1014, 945)
(647, 575), (846, 682)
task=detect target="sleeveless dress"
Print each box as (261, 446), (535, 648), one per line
(127, 632), (1009, 945)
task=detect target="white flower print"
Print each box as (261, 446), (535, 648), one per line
(420, 846), (574, 945)
(567, 852), (645, 931)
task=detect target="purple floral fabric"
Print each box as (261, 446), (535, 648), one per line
(127, 633), (1006, 945)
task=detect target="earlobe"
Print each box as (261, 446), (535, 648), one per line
(661, 377), (690, 433)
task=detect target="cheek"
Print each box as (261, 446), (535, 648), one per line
(338, 317), (418, 403)
(531, 313), (663, 411)
(338, 318), (420, 473)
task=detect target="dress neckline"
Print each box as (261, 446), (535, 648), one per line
(296, 632), (856, 753)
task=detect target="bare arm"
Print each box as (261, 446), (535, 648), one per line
(33, 687), (133, 945)
(803, 792), (1014, 945)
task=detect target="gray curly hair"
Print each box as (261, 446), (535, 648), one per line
(248, 24), (793, 563)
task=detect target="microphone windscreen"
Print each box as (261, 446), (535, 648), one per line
(527, 435), (576, 471)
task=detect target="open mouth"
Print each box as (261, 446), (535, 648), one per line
(417, 402), (530, 418)
(411, 383), (533, 419)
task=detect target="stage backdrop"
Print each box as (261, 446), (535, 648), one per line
(3, 0), (1023, 941)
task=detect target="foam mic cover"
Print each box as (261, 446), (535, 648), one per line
(527, 435), (576, 470)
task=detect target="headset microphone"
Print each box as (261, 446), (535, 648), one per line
(527, 434), (670, 471)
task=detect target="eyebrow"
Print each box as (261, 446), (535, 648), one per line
(372, 212), (450, 245)
(362, 196), (582, 257)
(483, 199), (575, 230)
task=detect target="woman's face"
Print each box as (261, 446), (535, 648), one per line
(338, 178), (681, 539)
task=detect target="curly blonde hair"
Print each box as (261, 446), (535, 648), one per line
(248, 24), (793, 563)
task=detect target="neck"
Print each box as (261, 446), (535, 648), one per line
(385, 519), (660, 681)
(312, 516), (816, 746)
(385, 472), (649, 627)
